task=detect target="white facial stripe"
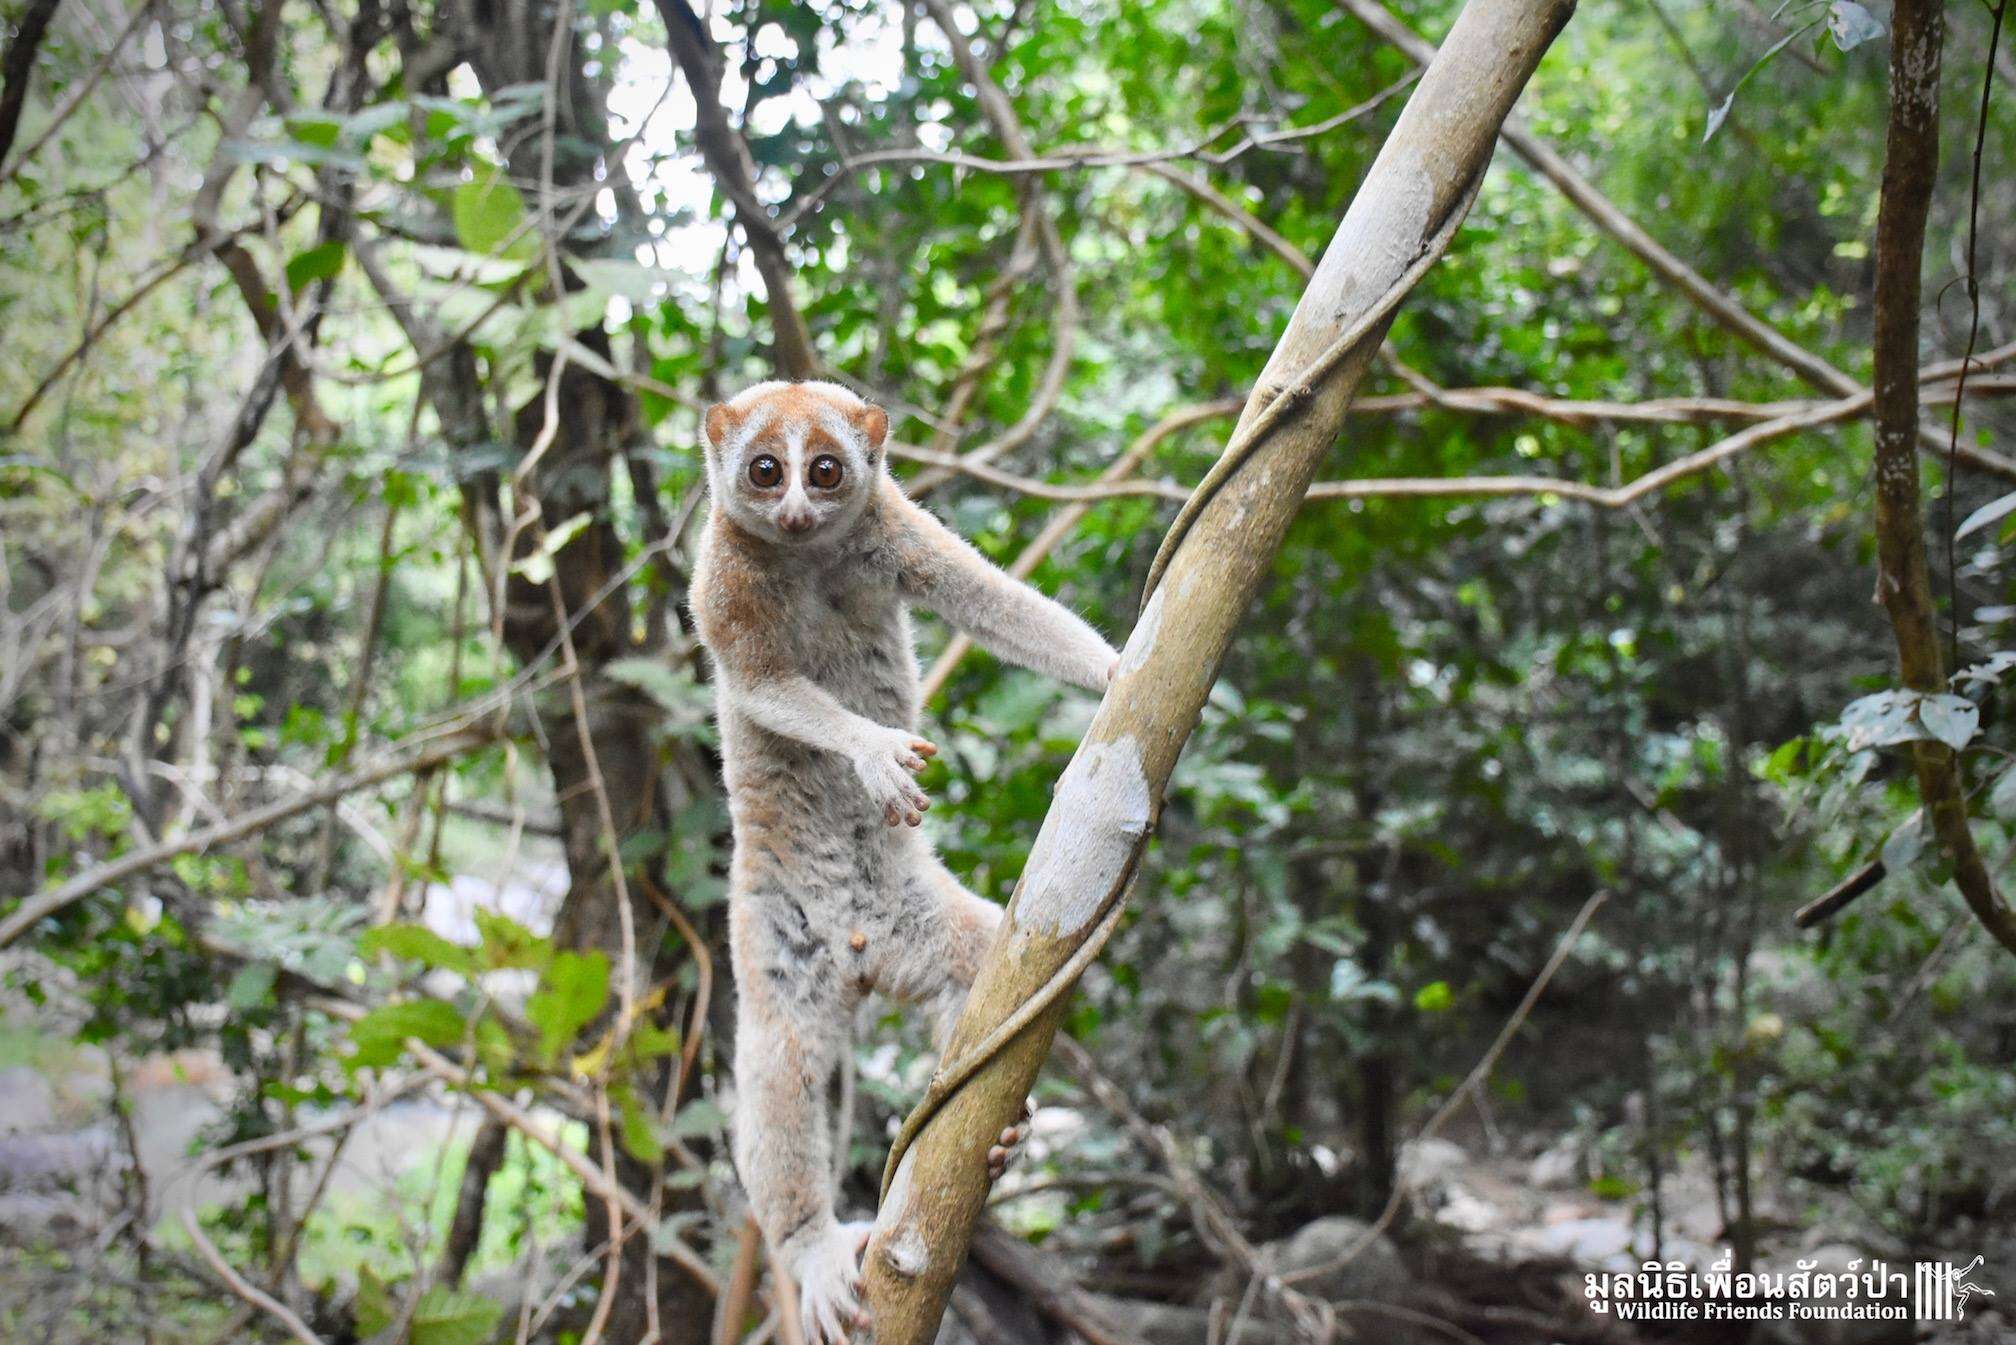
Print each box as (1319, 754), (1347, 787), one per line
(815, 408), (858, 456)
(726, 406), (774, 458)
(785, 418), (808, 485)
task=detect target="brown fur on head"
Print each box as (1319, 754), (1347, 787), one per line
(702, 381), (888, 546)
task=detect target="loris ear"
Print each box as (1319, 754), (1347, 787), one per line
(703, 402), (740, 454)
(852, 403), (888, 458)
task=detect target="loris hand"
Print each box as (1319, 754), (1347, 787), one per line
(852, 726), (936, 827)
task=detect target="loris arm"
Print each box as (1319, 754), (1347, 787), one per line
(891, 493), (1118, 692)
(695, 570), (936, 826)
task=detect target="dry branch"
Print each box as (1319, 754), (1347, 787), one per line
(856, 1), (1577, 1338)
(0, 725), (498, 948)
(885, 353), (2016, 513)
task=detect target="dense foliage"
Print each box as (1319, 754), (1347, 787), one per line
(2, 0), (2013, 1340)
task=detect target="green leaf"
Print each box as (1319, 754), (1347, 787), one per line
(1413, 980), (1454, 1012)
(1761, 737), (1805, 783)
(606, 657), (710, 718)
(282, 113), (342, 150)
(510, 511), (593, 585)
(355, 1265), (397, 1337)
(614, 1083), (664, 1163)
(1837, 691), (1926, 751)
(526, 950), (610, 1063)
(453, 168), (531, 259)
(666, 1097), (727, 1140)
(1991, 765), (2016, 819)
(410, 1286), (505, 1345)
(225, 961), (277, 1012)
(1826, 0), (1883, 50)
(359, 923), (479, 975)
(474, 909), (553, 972)
(283, 241), (346, 293)
(348, 999), (468, 1070)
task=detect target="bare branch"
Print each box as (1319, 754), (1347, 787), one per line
(1340, 0), (2009, 476)
(657, 0), (816, 378)
(0, 725), (499, 949)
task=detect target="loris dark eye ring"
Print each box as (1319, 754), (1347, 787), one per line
(747, 455), (782, 488)
(808, 455), (844, 489)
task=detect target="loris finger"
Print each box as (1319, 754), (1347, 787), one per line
(910, 738), (938, 758)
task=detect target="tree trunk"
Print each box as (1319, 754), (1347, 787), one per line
(858, 0), (1579, 1337)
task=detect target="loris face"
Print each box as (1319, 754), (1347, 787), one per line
(702, 381), (889, 547)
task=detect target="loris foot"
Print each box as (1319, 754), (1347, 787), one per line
(796, 1220), (872, 1345)
(985, 1104), (1034, 1182)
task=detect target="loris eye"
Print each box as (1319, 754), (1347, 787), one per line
(808, 455), (844, 489)
(747, 455), (782, 488)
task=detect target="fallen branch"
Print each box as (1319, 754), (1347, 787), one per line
(857, 1), (1576, 1337)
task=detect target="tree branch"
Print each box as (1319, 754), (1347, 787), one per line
(0, 0), (62, 170)
(0, 725), (499, 949)
(656, 0), (816, 379)
(1340, 0), (2011, 479)
(856, 2), (1577, 1337)
(1868, 0), (2016, 957)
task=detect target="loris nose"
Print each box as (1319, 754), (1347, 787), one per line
(778, 510), (815, 535)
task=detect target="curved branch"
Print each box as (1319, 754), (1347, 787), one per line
(884, 356), (2016, 511)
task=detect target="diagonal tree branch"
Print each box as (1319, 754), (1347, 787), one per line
(656, 0), (816, 379)
(856, 1), (1578, 1338)
(0, 0), (62, 169)
(0, 724), (500, 949)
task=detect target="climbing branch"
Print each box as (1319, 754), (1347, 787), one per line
(856, 1), (1578, 1338)
(1867, 0), (2016, 957)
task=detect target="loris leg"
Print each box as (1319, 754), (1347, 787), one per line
(731, 985), (866, 1344)
(907, 861), (1030, 1182)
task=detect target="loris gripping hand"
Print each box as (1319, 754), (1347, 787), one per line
(851, 725), (937, 827)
